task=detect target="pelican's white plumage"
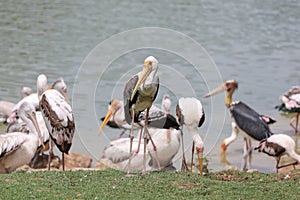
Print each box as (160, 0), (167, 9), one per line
(0, 102), (43, 173)
(100, 127), (180, 171)
(161, 94), (171, 114)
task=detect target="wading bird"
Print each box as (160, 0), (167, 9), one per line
(0, 102), (43, 173)
(204, 80), (273, 171)
(161, 94), (171, 114)
(176, 97), (205, 174)
(276, 86), (300, 134)
(122, 56), (161, 172)
(37, 74), (75, 170)
(100, 127), (180, 171)
(255, 134), (300, 173)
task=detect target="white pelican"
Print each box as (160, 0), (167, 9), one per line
(37, 74), (75, 170)
(276, 86), (300, 134)
(176, 97), (205, 174)
(204, 80), (273, 171)
(255, 134), (300, 173)
(20, 86), (33, 99)
(0, 101), (15, 123)
(7, 93), (39, 123)
(161, 94), (171, 114)
(100, 127), (180, 171)
(6, 110), (50, 167)
(0, 102), (43, 173)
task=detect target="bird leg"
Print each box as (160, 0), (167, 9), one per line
(191, 142), (195, 172)
(62, 152), (65, 171)
(290, 113), (300, 134)
(180, 128), (189, 172)
(127, 105), (136, 174)
(116, 129), (127, 139)
(242, 138), (249, 171)
(247, 139), (253, 168)
(47, 138), (53, 171)
(144, 108), (161, 171)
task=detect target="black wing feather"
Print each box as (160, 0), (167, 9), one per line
(230, 101), (273, 141)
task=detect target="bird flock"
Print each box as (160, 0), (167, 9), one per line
(0, 56), (299, 175)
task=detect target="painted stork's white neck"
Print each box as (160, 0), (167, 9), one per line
(113, 101), (126, 125)
(223, 122), (239, 147)
(37, 74), (48, 100)
(187, 126), (203, 149)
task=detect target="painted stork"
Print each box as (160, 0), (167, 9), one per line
(176, 97), (205, 174)
(99, 127), (180, 171)
(122, 56), (164, 172)
(276, 86), (300, 134)
(255, 134), (300, 173)
(98, 98), (179, 171)
(0, 102), (43, 173)
(37, 74), (75, 170)
(161, 94), (171, 114)
(204, 80), (273, 171)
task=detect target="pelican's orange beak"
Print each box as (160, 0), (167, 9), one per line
(47, 85), (51, 90)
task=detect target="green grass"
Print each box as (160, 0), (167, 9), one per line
(0, 169), (300, 199)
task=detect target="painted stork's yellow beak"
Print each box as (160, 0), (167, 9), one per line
(130, 61), (152, 101)
(98, 106), (114, 136)
(196, 147), (204, 175)
(47, 85), (51, 90)
(29, 111), (45, 150)
(203, 84), (225, 98)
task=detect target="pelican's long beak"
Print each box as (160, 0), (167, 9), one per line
(196, 147), (204, 175)
(29, 111), (45, 150)
(97, 107), (114, 136)
(203, 84), (225, 98)
(130, 62), (152, 101)
(219, 141), (227, 163)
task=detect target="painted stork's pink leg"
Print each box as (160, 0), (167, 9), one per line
(290, 113), (300, 134)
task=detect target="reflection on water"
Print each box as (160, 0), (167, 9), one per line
(0, 0), (299, 173)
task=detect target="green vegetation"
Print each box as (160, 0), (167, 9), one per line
(0, 169), (300, 199)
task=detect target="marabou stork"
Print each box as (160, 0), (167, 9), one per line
(37, 74), (75, 170)
(204, 80), (273, 171)
(276, 86), (300, 134)
(176, 97), (205, 174)
(0, 102), (43, 173)
(255, 134), (300, 173)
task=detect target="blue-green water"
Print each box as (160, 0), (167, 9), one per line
(0, 0), (299, 172)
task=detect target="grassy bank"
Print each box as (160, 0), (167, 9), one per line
(1, 169), (300, 199)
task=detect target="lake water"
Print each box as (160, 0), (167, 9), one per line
(0, 0), (299, 173)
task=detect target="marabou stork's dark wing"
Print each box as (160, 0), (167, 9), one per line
(230, 101), (273, 141)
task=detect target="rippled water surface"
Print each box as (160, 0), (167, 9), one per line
(0, 0), (299, 173)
